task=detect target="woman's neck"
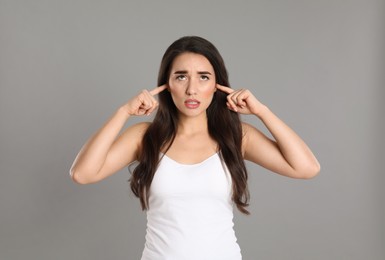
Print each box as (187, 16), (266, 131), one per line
(176, 113), (208, 136)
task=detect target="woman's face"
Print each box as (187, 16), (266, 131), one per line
(168, 52), (216, 119)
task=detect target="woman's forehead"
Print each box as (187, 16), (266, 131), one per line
(170, 52), (214, 73)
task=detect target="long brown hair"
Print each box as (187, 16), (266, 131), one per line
(130, 36), (250, 214)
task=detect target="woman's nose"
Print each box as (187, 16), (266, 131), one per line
(185, 79), (198, 95)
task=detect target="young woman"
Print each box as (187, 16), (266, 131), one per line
(70, 36), (320, 260)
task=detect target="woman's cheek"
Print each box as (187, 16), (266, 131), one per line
(202, 84), (216, 98)
(168, 81), (187, 92)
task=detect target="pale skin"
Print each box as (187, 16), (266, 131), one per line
(70, 52), (320, 184)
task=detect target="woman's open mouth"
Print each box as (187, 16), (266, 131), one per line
(184, 99), (200, 109)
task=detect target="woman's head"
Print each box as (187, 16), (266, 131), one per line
(156, 36), (231, 120)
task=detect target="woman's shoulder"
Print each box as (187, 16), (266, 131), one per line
(240, 122), (265, 155)
(129, 121), (152, 130)
(241, 121), (254, 136)
(127, 121), (153, 138)
(120, 122), (151, 143)
(241, 121), (265, 139)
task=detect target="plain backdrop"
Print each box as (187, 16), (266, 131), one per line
(1, 0), (384, 259)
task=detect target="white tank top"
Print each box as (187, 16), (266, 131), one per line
(140, 153), (242, 260)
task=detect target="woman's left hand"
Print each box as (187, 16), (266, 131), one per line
(216, 84), (266, 116)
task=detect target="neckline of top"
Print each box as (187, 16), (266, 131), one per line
(161, 152), (219, 166)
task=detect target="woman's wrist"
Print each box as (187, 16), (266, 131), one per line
(117, 105), (132, 120)
(253, 104), (269, 119)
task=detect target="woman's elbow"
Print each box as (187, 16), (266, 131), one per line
(69, 168), (95, 185)
(298, 162), (321, 179)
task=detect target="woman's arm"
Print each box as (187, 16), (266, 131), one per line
(69, 85), (167, 184)
(216, 84), (320, 179)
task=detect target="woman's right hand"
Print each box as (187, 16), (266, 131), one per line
(121, 85), (167, 116)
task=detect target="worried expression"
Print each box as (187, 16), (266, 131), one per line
(168, 52), (216, 118)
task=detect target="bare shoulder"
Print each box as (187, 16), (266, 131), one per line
(241, 122), (269, 156)
(241, 122), (254, 135)
(125, 121), (151, 134)
(241, 122), (253, 156)
(109, 121), (152, 161)
(118, 121), (151, 147)
(241, 122), (263, 140)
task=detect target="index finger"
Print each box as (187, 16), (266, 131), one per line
(216, 84), (234, 94)
(149, 84), (167, 96)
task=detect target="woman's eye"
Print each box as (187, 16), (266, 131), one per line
(200, 75), (210, 80)
(176, 75), (187, 80)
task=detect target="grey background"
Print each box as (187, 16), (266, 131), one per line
(1, 0), (384, 259)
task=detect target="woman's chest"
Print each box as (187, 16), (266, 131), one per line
(150, 153), (232, 200)
(163, 134), (218, 165)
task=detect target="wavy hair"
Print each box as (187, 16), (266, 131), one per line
(130, 36), (250, 214)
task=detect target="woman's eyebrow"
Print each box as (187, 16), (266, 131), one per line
(197, 71), (212, 75)
(174, 70), (188, 74)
